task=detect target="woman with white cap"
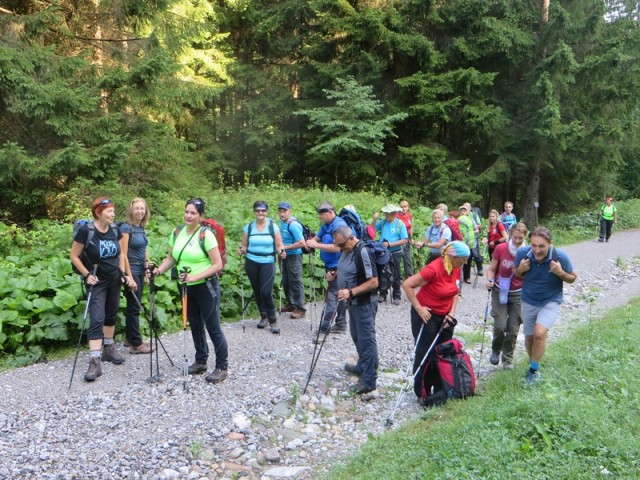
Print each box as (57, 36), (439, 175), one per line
(402, 241), (469, 398)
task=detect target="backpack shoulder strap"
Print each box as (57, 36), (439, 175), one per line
(173, 224), (186, 243)
(198, 225), (209, 258)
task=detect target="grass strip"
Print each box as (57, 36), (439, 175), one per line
(328, 298), (640, 480)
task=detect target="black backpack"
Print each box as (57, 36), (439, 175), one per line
(338, 208), (367, 240)
(286, 216), (316, 254)
(354, 240), (393, 299)
(71, 220), (119, 275)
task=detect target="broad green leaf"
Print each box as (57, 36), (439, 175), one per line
(32, 298), (54, 313)
(53, 290), (78, 311)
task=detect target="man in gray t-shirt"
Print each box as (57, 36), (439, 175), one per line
(334, 226), (379, 394)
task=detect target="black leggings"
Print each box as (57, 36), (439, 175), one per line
(411, 307), (454, 398)
(245, 258), (276, 319)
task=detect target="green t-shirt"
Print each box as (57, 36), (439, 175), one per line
(601, 204), (617, 221)
(170, 226), (218, 285)
(458, 215), (476, 248)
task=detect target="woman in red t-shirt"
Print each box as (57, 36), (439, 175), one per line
(483, 209), (508, 259)
(402, 241), (470, 398)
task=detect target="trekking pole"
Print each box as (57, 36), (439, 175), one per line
(476, 287), (492, 379)
(309, 252), (317, 332)
(303, 295), (337, 394)
(180, 266), (192, 392)
(68, 265), (97, 391)
(121, 269), (175, 379)
(385, 318), (454, 427)
(278, 251), (284, 322)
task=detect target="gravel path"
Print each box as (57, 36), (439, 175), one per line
(1, 230), (639, 480)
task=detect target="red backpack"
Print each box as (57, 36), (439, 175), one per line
(444, 217), (463, 241)
(422, 339), (475, 407)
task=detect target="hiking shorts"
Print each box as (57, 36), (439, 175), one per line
(522, 301), (561, 336)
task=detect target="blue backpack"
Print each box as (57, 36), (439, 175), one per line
(338, 208), (367, 240)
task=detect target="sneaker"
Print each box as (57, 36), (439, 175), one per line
(503, 362), (514, 370)
(101, 343), (125, 365)
(290, 309), (306, 319)
(129, 342), (153, 354)
(205, 368), (228, 384)
(257, 317), (269, 329)
(524, 370), (541, 385)
(330, 324), (347, 334)
(392, 298), (401, 306)
(351, 382), (374, 395)
(84, 357), (102, 382)
(489, 352), (500, 366)
(188, 362), (208, 375)
(269, 319), (280, 334)
(279, 304), (295, 313)
(344, 362), (362, 376)
(598, 238), (604, 242)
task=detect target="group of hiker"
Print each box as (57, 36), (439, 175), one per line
(69, 194), (597, 401)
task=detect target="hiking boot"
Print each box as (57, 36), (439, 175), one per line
(524, 370), (541, 386)
(392, 298), (402, 306)
(344, 362), (362, 376)
(380, 295), (387, 303)
(598, 238), (604, 242)
(330, 324), (347, 334)
(351, 382), (374, 395)
(477, 269), (484, 276)
(290, 308), (306, 319)
(503, 362), (514, 370)
(257, 316), (269, 329)
(269, 319), (280, 334)
(84, 357), (102, 382)
(312, 329), (330, 344)
(101, 343), (125, 365)
(129, 342), (153, 354)
(489, 352), (500, 365)
(188, 362), (208, 375)
(605, 238), (609, 242)
(280, 304), (295, 313)
(205, 368), (228, 384)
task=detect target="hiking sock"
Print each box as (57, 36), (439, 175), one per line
(90, 350), (101, 358)
(103, 337), (114, 345)
(529, 360), (540, 374)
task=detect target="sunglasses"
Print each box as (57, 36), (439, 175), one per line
(333, 237), (352, 249)
(317, 208), (333, 214)
(254, 208), (267, 213)
(99, 199), (112, 206)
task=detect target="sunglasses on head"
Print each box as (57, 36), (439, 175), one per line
(187, 198), (204, 207)
(317, 208), (332, 214)
(99, 199), (112, 206)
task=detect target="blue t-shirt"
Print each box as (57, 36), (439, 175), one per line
(500, 212), (518, 231)
(317, 216), (349, 269)
(425, 224), (452, 254)
(244, 220), (277, 264)
(119, 223), (148, 275)
(514, 246), (574, 306)
(280, 217), (304, 256)
(375, 218), (408, 253)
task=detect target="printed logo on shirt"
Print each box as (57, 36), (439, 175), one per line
(99, 240), (118, 259)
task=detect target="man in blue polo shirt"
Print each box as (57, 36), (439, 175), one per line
(371, 204), (408, 305)
(307, 202), (351, 335)
(514, 227), (577, 385)
(278, 202), (307, 319)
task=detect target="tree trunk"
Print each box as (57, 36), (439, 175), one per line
(541, 0), (549, 24)
(521, 158), (541, 228)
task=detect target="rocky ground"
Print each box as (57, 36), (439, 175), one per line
(1, 230), (639, 480)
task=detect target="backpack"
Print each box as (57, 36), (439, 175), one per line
(443, 218), (463, 241)
(422, 339), (475, 407)
(71, 220), (119, 275)
(286, 216), (316, 253)
(338, 207), (367, 240)
(354, 240), (393, 299)
(171, 219), (227, 278)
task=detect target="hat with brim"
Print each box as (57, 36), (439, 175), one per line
(381, 203), (401, 214)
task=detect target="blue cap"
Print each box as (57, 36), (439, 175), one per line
(278, 202), (292, 210)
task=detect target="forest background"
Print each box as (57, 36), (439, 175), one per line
(1, 0), (640, 365)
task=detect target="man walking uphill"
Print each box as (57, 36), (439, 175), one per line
(307, 202), (350, 336)
(278, 202), (307, 319)
(334, 226), (380, 395)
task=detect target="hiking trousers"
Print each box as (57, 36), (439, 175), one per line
(320, 277), (347, 331)
(402, 243), (414, 279)
(599, 217), (613, 241)
(490, 288), (523, 364)
(87, 276), (121, 340)
(124, 272), (145, 347)
(281, 254), (306, 311)
(245, 258), (277, 320)
(348, 301), (379, 391)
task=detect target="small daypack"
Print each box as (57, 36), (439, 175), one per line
(422, 338), (476, 407)
(354, 240), (393, 299)
(443, 218), (463, 242)
(171, 219), (227, 279)
(286, 216), (316, 253)
(338, 208), (367, 240)
(71, 220), (118, 275)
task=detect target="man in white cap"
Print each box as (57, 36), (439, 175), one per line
(371, 204), (408, 304)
